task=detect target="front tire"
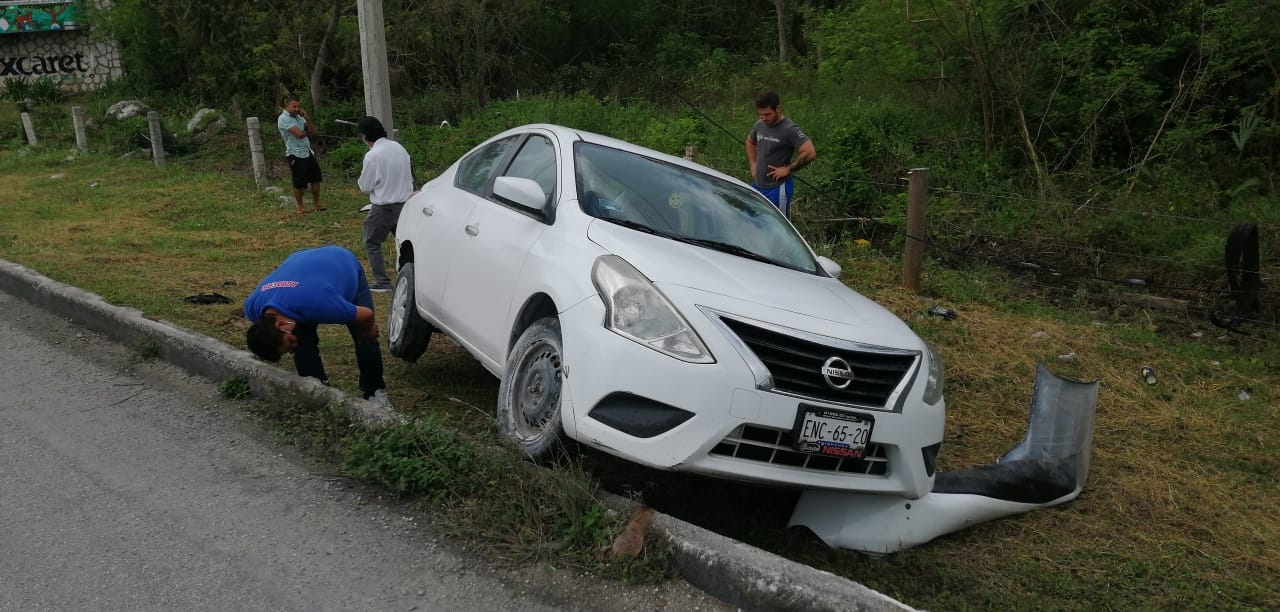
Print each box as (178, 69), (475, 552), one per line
(387, 261), (432, 362)
(497, 317), (568, 460)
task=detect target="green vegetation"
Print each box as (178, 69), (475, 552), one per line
(219, 375), (251, 400)
(1, 108), (1276, 607)
(2, 0), (1278, 607)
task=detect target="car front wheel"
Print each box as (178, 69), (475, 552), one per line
(387, 261), (432, 362)
(497, 316), (568, 460)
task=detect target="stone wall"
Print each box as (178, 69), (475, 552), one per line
(0, 29), (121, 91)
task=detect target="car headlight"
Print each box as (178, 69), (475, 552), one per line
(591, 255), (714, 363)
(923, 342), (945, 405)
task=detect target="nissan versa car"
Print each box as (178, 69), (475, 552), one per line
(388, 124), (946, 496)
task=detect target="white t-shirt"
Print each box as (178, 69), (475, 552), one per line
(358, 138), (414, 205)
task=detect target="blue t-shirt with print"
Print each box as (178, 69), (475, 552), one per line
(244, 245), (360, 324)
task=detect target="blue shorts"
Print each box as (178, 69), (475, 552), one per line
(753, 177), (794, 218)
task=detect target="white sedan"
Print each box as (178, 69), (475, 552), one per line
(388, 124), (946, 497)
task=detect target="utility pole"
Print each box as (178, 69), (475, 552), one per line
(357, 0), (394, 137)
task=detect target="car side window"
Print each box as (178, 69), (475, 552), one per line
(455, 136), (519, 194)
(502, 135), (556, 204)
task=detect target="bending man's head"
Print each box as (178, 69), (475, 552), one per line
(246, 313), (292, 362)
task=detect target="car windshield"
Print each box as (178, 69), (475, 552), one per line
(574, 142), (819, 274)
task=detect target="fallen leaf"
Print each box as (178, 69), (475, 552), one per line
(607, 506), (653, 559)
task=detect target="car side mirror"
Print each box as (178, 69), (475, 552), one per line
(493, 176), (549, 212)
(817, 256), (842, 278)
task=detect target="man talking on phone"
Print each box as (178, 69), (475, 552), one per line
(278, 94), (325, 214)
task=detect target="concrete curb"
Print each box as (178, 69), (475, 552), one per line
(0, 258), (401, 427)
(0, 256), (914, 612)
(599, 493), (915, 612)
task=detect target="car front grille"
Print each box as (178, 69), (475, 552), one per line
(710, 424), (888, 476)
(719, 316), (917, 409)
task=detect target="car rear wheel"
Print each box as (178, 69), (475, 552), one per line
(497, 317), (568, 460)
(387, 261), (432, 362)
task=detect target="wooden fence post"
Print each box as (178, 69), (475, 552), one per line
(246, 117), (266, 188)
(902, 168), (929, 291)
(20, 112), (37, 146)
(72, 106), (88, 153)
(146, 111), (166, 167)
(683, 145), (697, 161)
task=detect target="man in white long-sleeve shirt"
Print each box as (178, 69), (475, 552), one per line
(356, 116), (414, 292)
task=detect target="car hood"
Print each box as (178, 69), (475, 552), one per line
(586, 221), (920, 346)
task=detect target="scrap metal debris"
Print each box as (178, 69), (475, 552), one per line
(184, 292), (232, 305)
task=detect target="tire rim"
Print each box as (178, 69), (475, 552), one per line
(388, 278), (408, 342)
(512, 339), (562, 439)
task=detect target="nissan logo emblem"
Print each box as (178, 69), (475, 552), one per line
(821, 357), (854, 389)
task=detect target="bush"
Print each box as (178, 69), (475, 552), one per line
(27, 77), (66, 107)
(220, 375), (251, 400)
(342, 419), (483, 499)
(323, 139), (368, 180)
(2, 76), (65, 111)
(93, 113), (178, 155)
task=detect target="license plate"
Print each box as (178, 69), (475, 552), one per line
(793, 407), (874, 459)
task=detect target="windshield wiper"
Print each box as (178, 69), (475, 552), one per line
(673, 236), (778, 265)
(599, 216), (662, 236)
(599, 218), (789, 268)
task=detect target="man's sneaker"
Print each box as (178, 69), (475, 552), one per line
(367, 389), (394, 410)
(370, 282), (392, 293)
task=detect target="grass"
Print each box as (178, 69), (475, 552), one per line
(1, 106), (1278, 610)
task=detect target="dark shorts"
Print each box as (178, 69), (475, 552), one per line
(287, 155), (323, 189)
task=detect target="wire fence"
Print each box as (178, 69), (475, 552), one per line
(801, 173), (1277, 334)
(9, 101), (1276, 334)
(669, 90), (1274, 336)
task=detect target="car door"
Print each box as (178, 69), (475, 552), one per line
(415, 135), (520, 318)
(442, 132), (558, 365)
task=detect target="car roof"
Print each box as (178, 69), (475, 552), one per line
(491, 123), (747, 188)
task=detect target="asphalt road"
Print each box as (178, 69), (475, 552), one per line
(0, 290), (732, 612)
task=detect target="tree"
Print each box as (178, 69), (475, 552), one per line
(773, 0), (790, 62)
(310, 0), (347, 111)
(90, 0), (358, 109)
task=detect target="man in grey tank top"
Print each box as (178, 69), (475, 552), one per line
(745, 91), (817, 218)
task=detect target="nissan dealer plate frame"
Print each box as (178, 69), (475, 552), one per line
(792, 405), (874, 459)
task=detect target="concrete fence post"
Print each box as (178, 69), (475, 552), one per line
(246, 117), (266, 188)
(72, 106), (89, 153)
(146, 111), (166, 167)
(20, 112), (37, 146)
(902, 168), (929, 291)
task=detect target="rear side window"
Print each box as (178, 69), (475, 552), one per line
(456, 136), (518, 194)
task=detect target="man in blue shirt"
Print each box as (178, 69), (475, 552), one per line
(277, 95), (325, 214)
(244, 245), (391, 408)
(745, 91), (817, 218)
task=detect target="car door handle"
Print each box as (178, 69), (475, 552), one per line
(464, 224), (479, 236)
(422, 206), (434, 217)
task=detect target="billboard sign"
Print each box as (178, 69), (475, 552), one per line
(0, 1), (84, 35)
